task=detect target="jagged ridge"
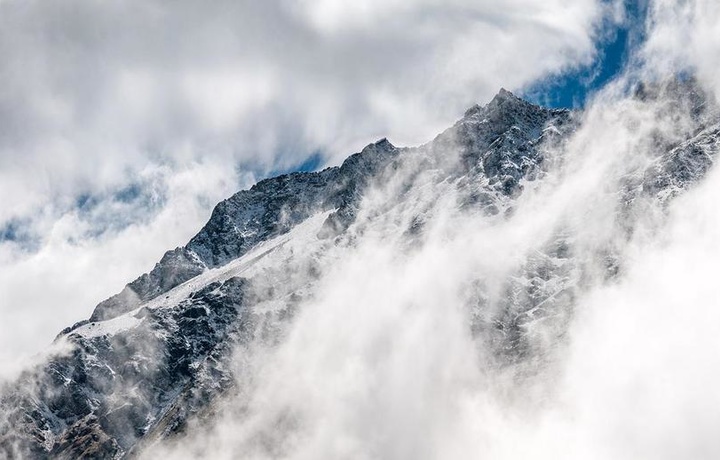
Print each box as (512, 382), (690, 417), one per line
(1, 85), (718, 459)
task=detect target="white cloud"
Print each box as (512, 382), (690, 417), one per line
(134, 1), (720, 457)
(0, 161), (246, 368)
(0, 0), (615, 365)
(2, 2), (720, 457)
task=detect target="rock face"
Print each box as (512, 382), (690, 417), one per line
(1, 85), (719, 459)
(88, 137), (402, 323)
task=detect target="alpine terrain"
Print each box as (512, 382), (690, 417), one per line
(1, 81), (719, 459)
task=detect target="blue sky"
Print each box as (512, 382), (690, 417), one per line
(524, 0), (648, 109)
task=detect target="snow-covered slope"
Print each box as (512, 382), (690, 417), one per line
(1, 84), (718, 459)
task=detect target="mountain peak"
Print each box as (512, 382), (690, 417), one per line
(463, 88), (528, 119)
(366, 137), (394, 151)
(487, 87), (529, 110)
(495, 87), (515, 100)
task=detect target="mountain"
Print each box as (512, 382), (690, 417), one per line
(1, 84), (719, 459)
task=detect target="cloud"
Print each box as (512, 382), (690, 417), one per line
(640, 0), (720, 96)
(554, 167), (720, 459)
(142, 94), (715, 457)
(132, 1), (720, 457)
(0, 0), (617, 366)
(2, 1), (720, 455)
(0, 161), (246, 368)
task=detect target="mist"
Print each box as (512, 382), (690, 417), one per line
(3, 0), (720, 458)
(0, 0), (616, 367)
(134, 1), (720, 458)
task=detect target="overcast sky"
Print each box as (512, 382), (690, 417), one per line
(1, 0), (717, 370)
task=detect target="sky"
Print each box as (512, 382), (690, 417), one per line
(523, 0), (648, 108)
(0, 0), (717, 369)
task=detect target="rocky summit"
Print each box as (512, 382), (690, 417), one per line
(1, 84), (719, 459)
